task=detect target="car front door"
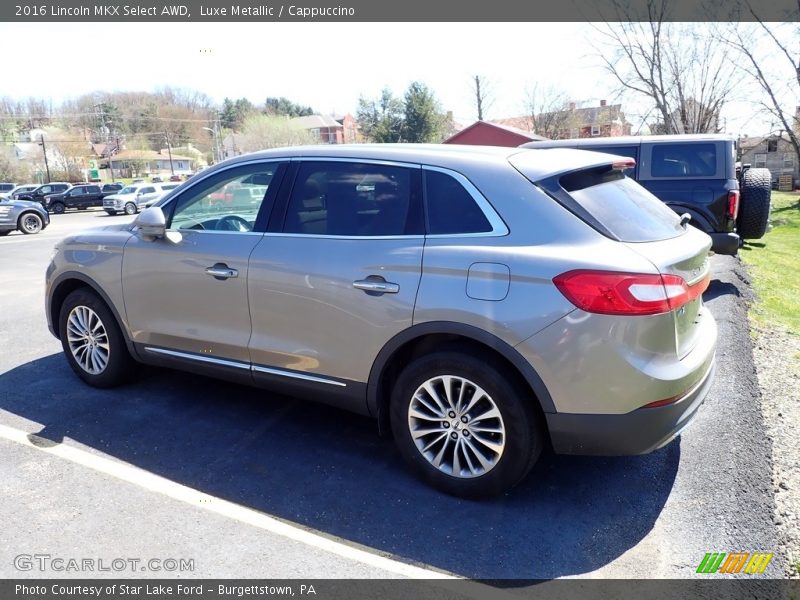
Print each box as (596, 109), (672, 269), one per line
(246, 160), (424, 406)
(121, 161), (286, 367)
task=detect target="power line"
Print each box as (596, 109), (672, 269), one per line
(0, 113), (214, 123)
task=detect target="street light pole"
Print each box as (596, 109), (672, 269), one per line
(38, 134), (51, 183)
(164, 131), (175, 175)
(202, 126), (218, 163)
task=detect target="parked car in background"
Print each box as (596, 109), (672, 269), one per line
(17, 182), (71, 205)
(151, 176), (163, 183)
(0, 184), (37, 201)
(521, 135), (771, 255)
(46, 144), (717, 498)
(141, 183), (181, 209)
(44, 184), (116, 214)
(169, 174), (182, 182)
(101, 183), (123, 194)
(0, 195), (50, 235)
(103, 182), (180, 215)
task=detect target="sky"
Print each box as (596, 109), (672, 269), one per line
(0, 22), (791, 136)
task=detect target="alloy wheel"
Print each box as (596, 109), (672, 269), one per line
(408, 375), (506, 478)
(66, 305), (110, 374)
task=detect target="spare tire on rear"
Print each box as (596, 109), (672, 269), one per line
(737, 167), (771, 239)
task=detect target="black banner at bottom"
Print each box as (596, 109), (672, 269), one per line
(4, 579), (799, 600)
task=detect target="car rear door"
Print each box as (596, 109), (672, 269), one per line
(245, 159), (424, 404)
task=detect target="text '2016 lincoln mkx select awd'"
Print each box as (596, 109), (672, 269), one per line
(46, 144), (716, 498)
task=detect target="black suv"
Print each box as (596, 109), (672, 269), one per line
(17, 182), (72, 205)
(44, 184), (111, 214)
(521, 135), (771, 255)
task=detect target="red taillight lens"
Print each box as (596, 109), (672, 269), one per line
(727, 190), (740, 220)
(553, 270), (710, 316)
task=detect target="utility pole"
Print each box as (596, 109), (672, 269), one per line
(164, 131), (174, 175)
(38, 134), (51, 183)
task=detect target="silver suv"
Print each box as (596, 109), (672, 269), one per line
(103, 183), (180, 215)
(45, 145), (717, 498)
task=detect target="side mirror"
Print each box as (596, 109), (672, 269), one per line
(134, 207), (166, 241)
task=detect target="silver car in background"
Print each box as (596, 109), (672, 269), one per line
(45, 145), (716, 497)
(103, 182), (181, 215)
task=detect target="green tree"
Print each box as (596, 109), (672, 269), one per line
(402, 82), (445, 143)
(219, 97), (255, 130)
(356, 88), (404, 143)
(264, 97), (314, 118)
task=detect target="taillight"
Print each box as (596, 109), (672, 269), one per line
(727, 190), (740, 220)
(553, 270), (710, 316)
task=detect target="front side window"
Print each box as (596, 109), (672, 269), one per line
(283, 161), (418, 236)
(652, 143), (717, 177)
(169, 164), (279, 233)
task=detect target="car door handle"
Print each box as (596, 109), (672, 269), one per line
(353, 279), (399, 294)
(205, 264), (238, 280)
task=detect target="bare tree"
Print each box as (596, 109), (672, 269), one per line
(593, 2), (739, 134)
(472, 75), (494, 121)
(238, 115), (318, 152)
(715, 14), (800, 166)
(523, 84), (582, 139)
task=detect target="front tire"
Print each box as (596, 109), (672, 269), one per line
(390, 351), (542, 498)
(124, 202), (137, 215)
(58, 288), (136, 388)
(18, 212), (43, 234)
(50, 202), (66, 214)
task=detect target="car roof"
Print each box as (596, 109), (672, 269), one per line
(199, 143), (630, 180)
(520, 133), (736, 149)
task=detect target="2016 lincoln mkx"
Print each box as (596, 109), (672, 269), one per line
(46, 144), (717, 498)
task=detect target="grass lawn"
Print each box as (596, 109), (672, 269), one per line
(739, 191), (800, 336)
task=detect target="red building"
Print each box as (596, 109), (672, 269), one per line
(443, 121), (548, 147)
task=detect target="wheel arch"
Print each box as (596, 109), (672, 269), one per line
(48, 272), (136, 356)
(367, 321), (556, 435)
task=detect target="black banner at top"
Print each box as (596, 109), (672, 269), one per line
(1, 0), (799, 22)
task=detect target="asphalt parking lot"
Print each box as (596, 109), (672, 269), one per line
(0, 208), (781, 580)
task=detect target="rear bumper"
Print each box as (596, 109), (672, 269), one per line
(708, 232), (740, 255)
(546, 358), (715, 455)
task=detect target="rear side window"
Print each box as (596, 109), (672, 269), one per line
(562, 169), (684, 242)
(651, 143), (716, 177)
(424, 170), (492, 235)
(283, 162), (420, 236)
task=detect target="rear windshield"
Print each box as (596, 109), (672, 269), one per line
(561, 168), (684, 242)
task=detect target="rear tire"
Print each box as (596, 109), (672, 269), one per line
(58, 288), (136, 388)
(390, 351), (542, 498)
(18, 212), (43, 234)
(737, 168), (771, 239)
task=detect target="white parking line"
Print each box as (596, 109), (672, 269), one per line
(0, 422), (454, 580)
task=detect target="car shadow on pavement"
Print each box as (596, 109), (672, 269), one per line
(705, 279), (741, 301)
(0, 353), (680, 580)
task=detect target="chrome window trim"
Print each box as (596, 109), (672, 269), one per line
(252, 365), (347, 387)
(171, 229), (265, 237)
(422, 165), (509, 238)
(264, 233), (425, 241)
